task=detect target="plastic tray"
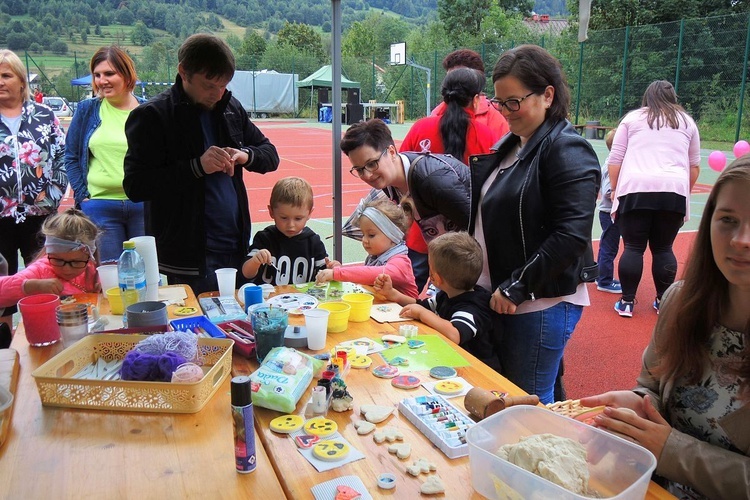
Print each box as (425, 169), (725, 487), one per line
(31, 334), (233, 413)
(170, 315), (226, 338)
(216, 319), (256, 358)
(398, 394), (475, 459)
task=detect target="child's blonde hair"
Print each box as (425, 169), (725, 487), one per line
(428, 232), (483, 290)
(270, 177), (314, 211)
(40, 208), (100, 255)
(357, 199), (410, 235)
(605, 128), (616, 150)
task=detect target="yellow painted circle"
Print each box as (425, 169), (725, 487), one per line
(349, 355), (372, 368)
(312, 440), (350, 461)
(173, 307), (198, 316)
(434, 380), (464, 395)
(270, 414), (304, 434)
(303, 417), (338, 438)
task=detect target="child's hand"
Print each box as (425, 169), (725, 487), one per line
(324, 257), (341, 269)
(373, 274), (396, 300)
(253, 249), (273, 266)
(24, 278), (63, 295)
(315, 269), (334, 285)
(400, 304), (426, 321)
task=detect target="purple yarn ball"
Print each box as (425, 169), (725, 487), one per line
(121, 350), (160, 381)
(156, 352), (187, 382)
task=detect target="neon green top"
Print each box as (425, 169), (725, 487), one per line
(87, 99), (132, 200)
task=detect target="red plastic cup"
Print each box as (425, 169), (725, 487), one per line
(18, 294), (61, 346)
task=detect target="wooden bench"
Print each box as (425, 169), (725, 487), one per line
(573, 124), (614, 140)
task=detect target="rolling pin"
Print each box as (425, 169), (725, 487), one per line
(464, 387), (540, 420)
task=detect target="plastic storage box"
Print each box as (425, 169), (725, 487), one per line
(466, 405), (656, 499)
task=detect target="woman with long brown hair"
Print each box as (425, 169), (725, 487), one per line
(608, 80), (701, 317)
(582, 157), (750, 499)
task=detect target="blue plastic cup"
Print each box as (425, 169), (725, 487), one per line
(242, 284), (263, 313)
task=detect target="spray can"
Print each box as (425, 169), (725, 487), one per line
(231, 375), (256, 473)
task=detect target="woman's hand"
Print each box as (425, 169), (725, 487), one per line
(490, 288), (517, 315)
(592, 395), (671, 460)
(579, 390), (646, 417)
(315, 269), (334, 285)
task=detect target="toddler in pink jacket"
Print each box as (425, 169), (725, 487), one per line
(0, 208), (101, 308)
(316, 199), (418, 298)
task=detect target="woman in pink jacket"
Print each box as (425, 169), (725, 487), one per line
(608, 80), (700, 318)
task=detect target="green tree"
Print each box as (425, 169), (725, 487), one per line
(6, 32), (30, 51)
(236, 30), (268, 70)
(438, 0), (491, 45)
(276, 21), (326, 62)
(50, 40), (68, 55)
(131, 21), (154, 46)
(342, 13), (411, 58)
(115, 8), (135, 26)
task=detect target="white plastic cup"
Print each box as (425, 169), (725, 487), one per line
(304, 308), (330, 351)
(97, 264), (119, 292)
(56, 304), (89, 347)
(215, 268), (237, 298)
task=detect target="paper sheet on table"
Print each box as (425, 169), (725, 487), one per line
(369, 302), (410, 323)
(422, 376), (473, 399)
(158, 286), (188, 302)
(381, 335), (469, 371)
(311, 475), (372, 500)
(291, 430), (365, 472)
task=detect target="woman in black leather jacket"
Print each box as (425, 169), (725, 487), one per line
(469, 45), (601, 404)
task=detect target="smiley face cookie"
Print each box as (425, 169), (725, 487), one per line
(434, 379), (464, 396)
(303, 417), (338, 438)
(270, 414), (304, 434)
(312, 440), (350, 461)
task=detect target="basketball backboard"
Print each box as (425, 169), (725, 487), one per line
(390, 42), (406, 66)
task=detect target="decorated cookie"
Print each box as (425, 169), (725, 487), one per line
(173, 306), (198, 316)
(434, 379), (464, 396)
(429, 366), (457, 379)
(312, 440), (350, 461)
(349, 354), (372, 369)
(381, 334), (406, 344)
(294, 434), (319, 449)
(334, 485), (362, 500)
(388, 356), (409, 366)
(360, 404), (395, 423)
(420, 475), (445, 495)
(406, 458), (437, 476)
(303, 417), (338, 438)
(270, 414), (304, 434)
(387, 442), (411, 459)
(372, 364), (399, 379)
(406, 339), (425, 348)
(373, 426), (404, 443)
(353, 420), (376, 435)
(391, 374), (421, 389)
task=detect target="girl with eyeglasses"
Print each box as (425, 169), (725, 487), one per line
(0, 208), (101, 308)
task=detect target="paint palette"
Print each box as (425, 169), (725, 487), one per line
(265, 293), (319, 315)
(398, 394), (475, 459)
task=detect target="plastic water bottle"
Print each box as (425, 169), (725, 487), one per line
(118, 240), (146, 326)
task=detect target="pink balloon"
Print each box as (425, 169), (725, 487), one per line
(708, 151), (727, 172)
(733, 140), (750, 158)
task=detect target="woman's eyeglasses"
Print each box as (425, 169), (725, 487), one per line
(349, 149), (388, 178)
(489, 92), (535, 112)
(47, 256), (90, 269)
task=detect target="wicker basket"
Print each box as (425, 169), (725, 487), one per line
(32, 334), (233, 413)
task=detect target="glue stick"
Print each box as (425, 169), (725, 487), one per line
(231, 375), (256, 473)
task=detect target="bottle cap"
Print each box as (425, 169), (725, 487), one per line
(231, 375), (253, 407)
(123, 241), (135, 250)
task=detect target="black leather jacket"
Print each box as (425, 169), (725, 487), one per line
(468, 118), (600, 305)
(123, 75), (279, 277)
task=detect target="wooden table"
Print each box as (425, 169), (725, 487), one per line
(0, 286), (285, 499)
(233, 286), (674, 499)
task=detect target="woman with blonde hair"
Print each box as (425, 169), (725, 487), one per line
(0, 49), (67, 328)
(65, 45), (146, 263)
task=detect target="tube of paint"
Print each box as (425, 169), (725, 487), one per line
(231, 375), (256, 473)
